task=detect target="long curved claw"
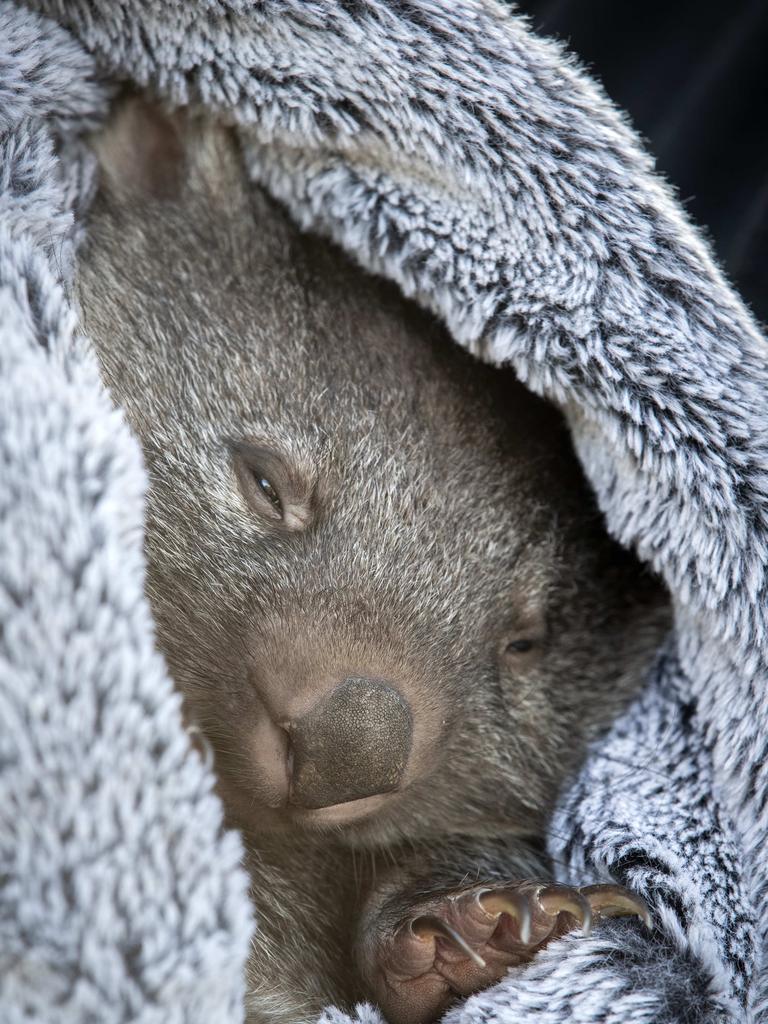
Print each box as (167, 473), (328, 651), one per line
(538, 884), (593, 936)
(478, 888), (533, 944)
(411, 915), (487, 968)
(581, 884), (652, 929)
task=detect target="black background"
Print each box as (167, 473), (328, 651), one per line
(517, 0), (768, 324)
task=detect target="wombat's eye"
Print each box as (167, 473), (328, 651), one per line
(230, 439), (314, 532)
(506, 639), (534, 654)
(232, 445), (285, 523)
(499, 611), (547, 667)
(255, 474), (282, 515)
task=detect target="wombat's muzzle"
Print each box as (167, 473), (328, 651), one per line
(285, 677), (413, 809)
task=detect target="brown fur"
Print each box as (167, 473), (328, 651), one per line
(75, 101), (669, 1024)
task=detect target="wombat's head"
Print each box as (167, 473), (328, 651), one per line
(77, 101), (668, 844)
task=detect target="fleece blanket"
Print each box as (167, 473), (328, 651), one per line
(1, 2), (766, 1022)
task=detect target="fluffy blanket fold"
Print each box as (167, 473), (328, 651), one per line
(1, 2), (766, 1022)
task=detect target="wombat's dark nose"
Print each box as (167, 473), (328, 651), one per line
(287, 678), (413, 809)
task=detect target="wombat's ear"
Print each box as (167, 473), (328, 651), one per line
(93, 96), (247, 205)
(93, 97), (187, 200)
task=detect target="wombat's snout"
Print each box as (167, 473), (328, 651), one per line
(265, 678), (413, 811)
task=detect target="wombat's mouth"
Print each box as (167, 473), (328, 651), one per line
(283, 793), (392, 828)
(216, 773), (396, 835)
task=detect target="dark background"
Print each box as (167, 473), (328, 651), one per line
(517, 0), (768, 324)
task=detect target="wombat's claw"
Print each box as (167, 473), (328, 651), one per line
(369, 881), (650, 1024)
(476, 886), (533, 942)
(580, 883), (652, 928)
(411, 916), (487, 967)
(482, 882), (594, 938)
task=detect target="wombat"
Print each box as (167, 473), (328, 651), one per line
(75, 100), (669, 1024)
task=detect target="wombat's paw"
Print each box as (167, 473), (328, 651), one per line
(367, 881), (650, 1024)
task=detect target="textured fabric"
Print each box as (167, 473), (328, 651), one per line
(0, 5), (253, 1023)
(1, 1), (766, 1022)
(518, 0), (768, 324)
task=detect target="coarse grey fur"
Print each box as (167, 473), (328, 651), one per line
(75, 104), (668, 1024)
(1, 2), (766, 1023)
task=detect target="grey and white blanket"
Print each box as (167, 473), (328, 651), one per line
(1, 2), (766, 1022)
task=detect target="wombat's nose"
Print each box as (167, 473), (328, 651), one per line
(286, 678), (413, 809)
